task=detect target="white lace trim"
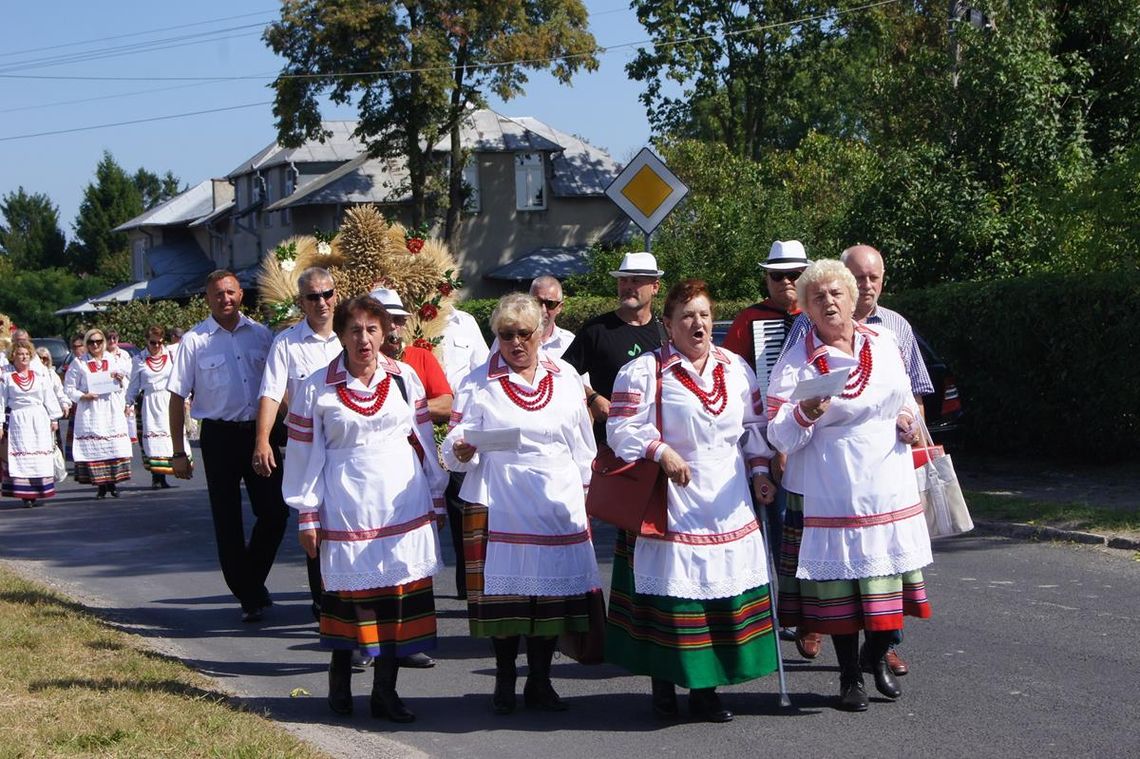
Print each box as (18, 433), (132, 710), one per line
(633, 567), (770, 601)
(484, 572), (601, 598)
(322, 558), (441, 592)
(795, 548), (932, 581)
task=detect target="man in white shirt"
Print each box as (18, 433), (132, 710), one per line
(252, 267), (341, 621)
(167, 270), (288, 624)
(530, 275), (575, 358)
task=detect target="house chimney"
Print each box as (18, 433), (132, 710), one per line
(212, 179), (234, 210)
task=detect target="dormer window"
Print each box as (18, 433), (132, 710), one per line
(515, 153), (545, 211)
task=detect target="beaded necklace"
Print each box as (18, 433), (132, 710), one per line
(146, 353), (168, 372)
(336, 372), (391, 416)
(813, 338), (873, 399)
(672, 361), (728, 416)
(11, 370), (34, 391)
(499, 372), (554, 412)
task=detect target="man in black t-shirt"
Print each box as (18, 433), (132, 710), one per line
(562, 252), (665, 444)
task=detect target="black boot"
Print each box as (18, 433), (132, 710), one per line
(371, 655), (415, 723)
(862, 631), (902, 699)
(107, 483), (120, 498)
(689, 687), (733, 723)
(491, 636), (520, 714)
(327, 650), (353, 715)
(651, 677), (678, 719)
(96, 484), (107, 500)
(833, 633), (868, 712)
(523, 636), (567, 711)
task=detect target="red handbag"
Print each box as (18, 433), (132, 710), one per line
(584, 353), (668, 538)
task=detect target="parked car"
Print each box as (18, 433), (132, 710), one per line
(31, 336), (71, 369)
(711, 321), (963, 445)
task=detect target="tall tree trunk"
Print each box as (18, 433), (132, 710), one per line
(444, 43), (470, 249)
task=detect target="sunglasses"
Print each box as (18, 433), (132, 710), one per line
(538, 298), (563, 310)
(768, 271), (802, 282)
(148, 340), (163, 347)
(498, 328), (535, 343)
(86, 339), (104, 346)
(303, 288), (335, 302)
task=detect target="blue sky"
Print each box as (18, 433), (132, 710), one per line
(0, 1), (654, 241)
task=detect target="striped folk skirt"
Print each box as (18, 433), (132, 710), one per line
(74, 458), (131, 485)
(463, 504), (591, 638)
(319, 577), (437, 658)
(605, 530), (778, 690)
(141, 454), (175, 475)
(777, 493), (932, 635)
(2, 476), (55, 501)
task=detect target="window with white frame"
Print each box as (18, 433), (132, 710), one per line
(131, 236), (148, 281)
(463, 159), (481, 213)
(515, 152), (545, 211)
(282, 169), (296, 225)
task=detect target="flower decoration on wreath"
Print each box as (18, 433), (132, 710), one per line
(255, 206), (461, 360)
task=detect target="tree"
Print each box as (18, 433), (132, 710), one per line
(264, 0), (598, 245)
(70, 151), (144, 275)
(133, 168), (184, 211)
(0, 188), (67, 270)
(0, 258), (107, 336)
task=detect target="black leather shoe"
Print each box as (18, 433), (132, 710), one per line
(524, 680), (568, 711)
(651, 678), (678, 720)
(838, 680), (869, 712)
(370, 692), (415, 723)
(492, 677), (517, 715)
(689, 688), (733, 723)
(871, 658), (902, 698)
(328, 663), (353, 715)
(399, 652), (436, 668)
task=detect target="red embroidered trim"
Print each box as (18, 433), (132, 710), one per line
(654, 520), (760, 545)
(499, 372), (554, 411)
(285, 412), (312, 428)
(287, 428), (313, 442)
(803, 502), (925, 529)
(321, 513), (434, 542)
(673, 362), (728, 415)
(87, 360), (109, 373)
(488, 529), (591, 546)
(336, 374), (391, 416)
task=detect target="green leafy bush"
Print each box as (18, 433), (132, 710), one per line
(97, 298), (210, 346)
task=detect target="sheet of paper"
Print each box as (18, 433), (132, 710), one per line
(466, 427), (521, 452)
(86, 371), (118, 396)
(790, 370), (850, 401)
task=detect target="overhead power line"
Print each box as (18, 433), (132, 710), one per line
(0, 102), (273, 143)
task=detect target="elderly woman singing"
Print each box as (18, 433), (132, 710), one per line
(127, 325), (187, 489)
(283, 295), (447, 723)
(767, 259), (932, 712)
(1, 340), (64, 507)
(443, 293), (600, 715)
(606, 279), (779, 723)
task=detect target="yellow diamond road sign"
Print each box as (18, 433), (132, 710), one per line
(605, 147), (689, 235)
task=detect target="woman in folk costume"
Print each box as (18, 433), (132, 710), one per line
(64, 328), (132, 498)
(766, 259), (932, 713)
(443, 293), (600, 715)
(1, 340), (64, 507)
(283, 295), (446, 723)
(126, 325), (188, 489)
(605, 279), (779, 723)
(36, 346), (71, 452)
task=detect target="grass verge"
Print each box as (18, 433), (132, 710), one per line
(965, 490), (1140, 536)
(0, 565), (327, 758)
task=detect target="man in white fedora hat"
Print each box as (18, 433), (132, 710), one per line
(562, 251), (666, 444)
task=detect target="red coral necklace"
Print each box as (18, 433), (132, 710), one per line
(87, 360), (108, 373)
(11, 370), (34, 391)
(146, 354), (168, 372)
(813, 338), (873, 398)
(673, 362), (728, 415)
(336, 373), (391, 416)
(499, 372), (554, 411)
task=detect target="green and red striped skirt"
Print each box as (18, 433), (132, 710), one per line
(777, 493), (932, 635)
(462, 504), (592, 638)
(319, 577), (437, 658)
(74, 458), (131, 485)
(605, 530), (778, 690)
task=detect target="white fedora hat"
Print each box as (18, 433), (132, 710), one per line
(368, 287), (411, 317)
(609, 251), (664, 278)
(760, 240), (810, 271)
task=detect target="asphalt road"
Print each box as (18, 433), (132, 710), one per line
(2, 445), (1137, 759)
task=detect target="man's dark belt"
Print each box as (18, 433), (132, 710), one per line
(201, 418), (256, 430)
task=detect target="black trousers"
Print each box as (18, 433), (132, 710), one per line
(198, 419), (289, 611)
(444, 471), (467, 595)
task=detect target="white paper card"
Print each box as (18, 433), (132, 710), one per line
(790, 370), (850, 401)
(466, 427), (521, 452)
(86, 371), (118, 396)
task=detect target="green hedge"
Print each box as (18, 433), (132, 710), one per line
(887, 271), (1140, 462)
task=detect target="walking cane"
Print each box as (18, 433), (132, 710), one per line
(758, 505), (792, 708)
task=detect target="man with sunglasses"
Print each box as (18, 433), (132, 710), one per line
(253, 267), (343, 622)
(529, 275), (575, 359)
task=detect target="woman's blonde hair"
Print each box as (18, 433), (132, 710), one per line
(795, 259), (858, 306)
(83, 328), (105, 347)
(489, 293), (542, 335)
(35, 347), (53, 366)
(9, 339), (35, 359)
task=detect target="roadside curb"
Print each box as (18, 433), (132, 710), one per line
(972, 520), (1140, 551)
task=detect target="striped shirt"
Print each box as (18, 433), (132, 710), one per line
(782, 305), (934, 396)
